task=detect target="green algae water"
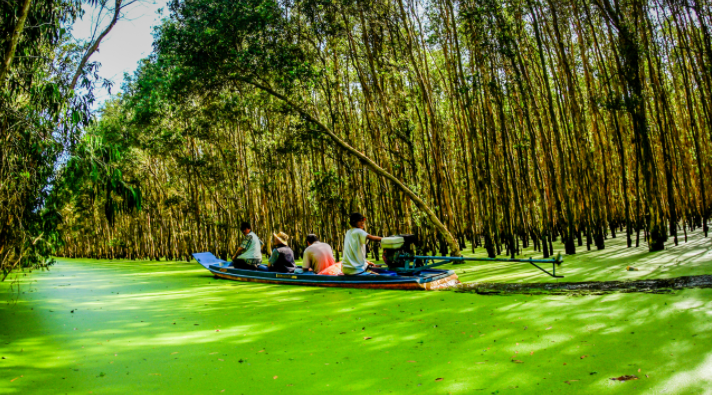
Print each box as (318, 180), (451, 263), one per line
(451, 228), (712, 285)
(1, 258), (712, 394)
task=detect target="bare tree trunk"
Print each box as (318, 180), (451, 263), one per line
(0, 0), (32, 85)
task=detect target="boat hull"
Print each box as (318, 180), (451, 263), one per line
(208, 264), (459, 290)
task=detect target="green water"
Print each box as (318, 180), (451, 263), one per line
(1, 258), (711, 394)
(448, 228), (712, 284)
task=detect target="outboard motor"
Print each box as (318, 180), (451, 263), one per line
(381, 234), (420, 273)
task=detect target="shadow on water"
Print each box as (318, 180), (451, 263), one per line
(0, 258), (711, 394)
(448, 228), (712, 285)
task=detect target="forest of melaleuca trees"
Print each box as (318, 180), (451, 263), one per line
(42, 0), (712, 264)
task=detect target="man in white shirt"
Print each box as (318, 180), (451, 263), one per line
(231, 222), (264, 270)
(302, 234), (336, 274)
(342, 213), (383, 275)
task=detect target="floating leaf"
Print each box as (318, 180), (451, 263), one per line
(273, 376), (278, 379)
(363, 337), (372, 340)
(580, 355), (588, 359)
(610, 375), (638, 381)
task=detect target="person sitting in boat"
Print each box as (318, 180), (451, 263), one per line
(342, 212), (383, 275)
(266, 232), (296, 273)
(301, 234), (337, 274)
(231, 222), (266, 270)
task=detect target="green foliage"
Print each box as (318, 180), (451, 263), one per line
(55, 100), (143, 227)
(0, 0), (105, 278)
(157, 0), (316, 94)
(54, 0), (712, 261)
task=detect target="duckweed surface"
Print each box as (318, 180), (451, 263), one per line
(1, 246), (712, 394)
(445, 228), (712, 284)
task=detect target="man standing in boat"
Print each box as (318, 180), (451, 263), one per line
(231, 222), (264, 270)
(342, 212), (384, 275)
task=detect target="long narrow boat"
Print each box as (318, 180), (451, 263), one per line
(192, 252), (460, 290)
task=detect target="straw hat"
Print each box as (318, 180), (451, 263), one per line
(273, 231), (290, 246)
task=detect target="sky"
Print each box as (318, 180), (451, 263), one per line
(71, 0), (169, 106)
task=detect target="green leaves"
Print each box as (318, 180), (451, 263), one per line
(156, 0), (316, 95)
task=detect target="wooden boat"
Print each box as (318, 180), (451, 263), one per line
(192, 252), (460, 290)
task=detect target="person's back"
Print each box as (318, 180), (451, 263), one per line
(270, 244), (296, 273)
(240, 231), (262, 260)
(303, 240), (336, 274)
(342, 227), (369, 274)
(341, 213), (383, 275)
(267, 232), (296, 273)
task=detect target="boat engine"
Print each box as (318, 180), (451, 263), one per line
(381, 234), (422, 273)
(380, 234), (565, 278)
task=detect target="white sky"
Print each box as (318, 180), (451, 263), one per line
(71, 0), (168, 105)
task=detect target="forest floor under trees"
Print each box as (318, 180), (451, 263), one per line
(1, 234), (711, 394)
(448, 228), (712, 285)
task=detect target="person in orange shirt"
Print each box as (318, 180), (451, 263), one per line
(301, 234), (337, 274)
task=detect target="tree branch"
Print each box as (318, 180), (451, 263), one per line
(237, 76), (462, 256)
(70, 0), (123, 90)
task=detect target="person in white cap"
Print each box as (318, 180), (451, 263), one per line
(267, 231), (296, 273)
